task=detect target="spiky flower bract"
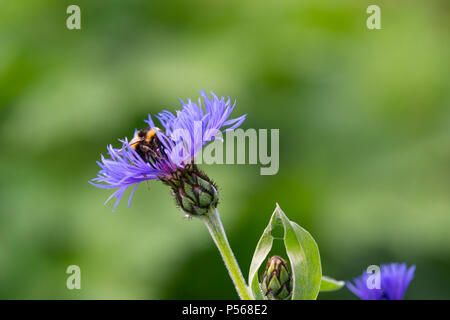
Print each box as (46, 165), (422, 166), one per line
(347, 263), (416, 300)
(90, 90), (245, 212)
(261, 256), (292, 300)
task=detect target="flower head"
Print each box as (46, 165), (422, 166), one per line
(90, 90), (246, 212)
(347, 263), (415, 300)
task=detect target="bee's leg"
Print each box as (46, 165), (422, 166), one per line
(143, 175), (151, 189)
(139, 145), (153, 159)
(140, 145), (163, 160)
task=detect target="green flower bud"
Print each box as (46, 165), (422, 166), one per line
(161, 164), (219, 216)
(261, 255), (292, 300)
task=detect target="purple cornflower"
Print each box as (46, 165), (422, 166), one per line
(347, 263), (416, 300)
(90, 90), (245, 212)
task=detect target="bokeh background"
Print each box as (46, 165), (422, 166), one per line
(0, 0), (449, 299)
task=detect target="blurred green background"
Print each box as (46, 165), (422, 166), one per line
(0, 0), (449, 299)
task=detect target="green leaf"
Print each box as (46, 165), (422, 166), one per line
(248, 204), (322, 300)
(320, 276), (345, 292)
(280, 209), (322, 300)
(248, 210), (277, 299)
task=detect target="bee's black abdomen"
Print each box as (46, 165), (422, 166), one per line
(134, 129), (165, 163)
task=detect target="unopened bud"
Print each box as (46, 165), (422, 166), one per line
(261, 255), (292, 300)
(161, 164), (219, 216)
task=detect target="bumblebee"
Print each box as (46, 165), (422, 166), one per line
(126, 127), (165, 162)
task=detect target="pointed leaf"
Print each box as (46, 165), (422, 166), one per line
(248, 211), (277, 299)
(248, 204), (323, 300)
(320, 276), (345, 292)
(276, 205), (322, 300)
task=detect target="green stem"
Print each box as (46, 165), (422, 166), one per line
(199, 207), (253, 300)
